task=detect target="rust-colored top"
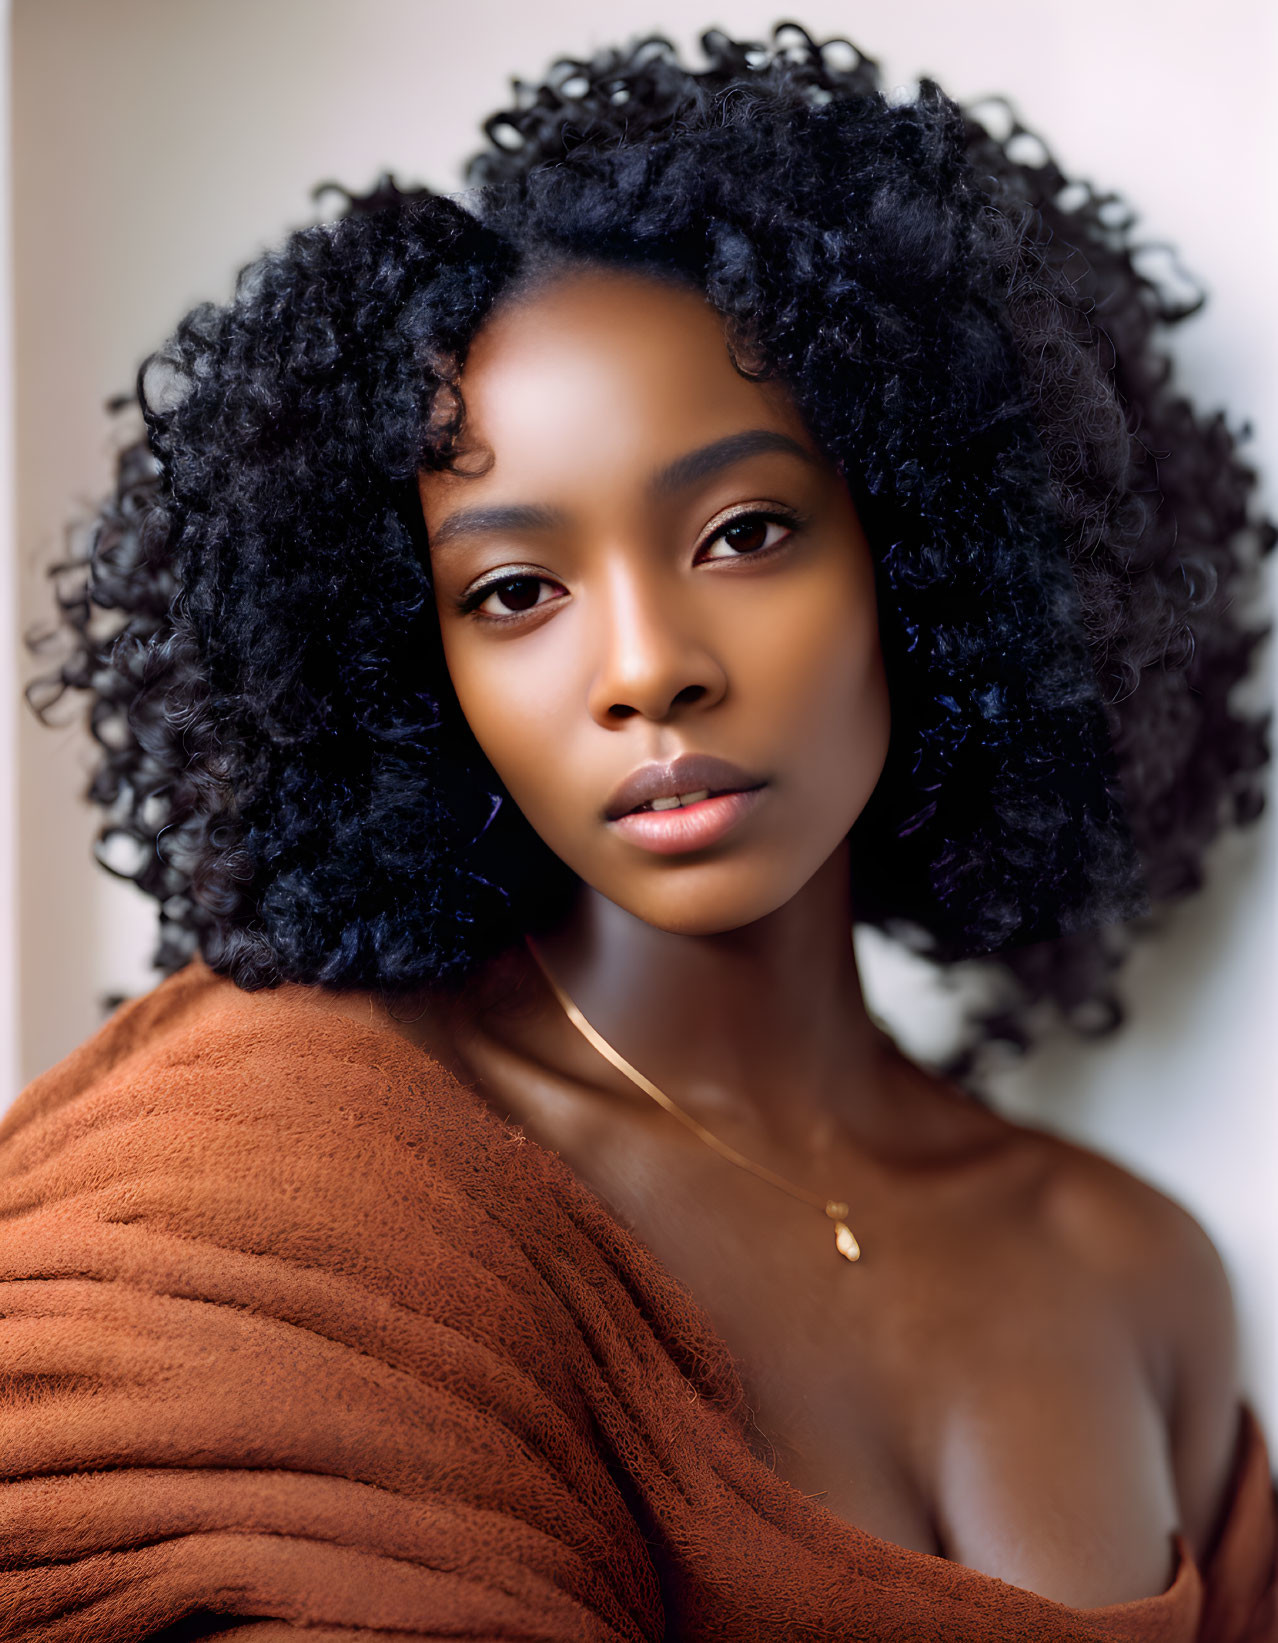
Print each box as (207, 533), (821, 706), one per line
(1, 960), (1274, 1641)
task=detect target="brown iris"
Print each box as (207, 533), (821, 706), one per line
(720, 517), (769, 553)
(493, 575), (542, 612)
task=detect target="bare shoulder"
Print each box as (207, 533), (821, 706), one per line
(1026, 1122), (1243, 1558)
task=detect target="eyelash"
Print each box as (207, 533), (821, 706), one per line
(456, 505), (802, 623)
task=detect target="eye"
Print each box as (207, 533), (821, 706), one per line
(462, 572), (566, 620)
(697, 510), (797, 562)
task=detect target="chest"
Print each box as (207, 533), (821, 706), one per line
(542, 1107), (1183, 1608)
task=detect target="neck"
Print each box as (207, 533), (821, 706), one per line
(531, 842), (891, 1156)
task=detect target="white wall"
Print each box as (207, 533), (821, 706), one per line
(10, 0), (1276, 1425)
(0, 0), (14, 1106)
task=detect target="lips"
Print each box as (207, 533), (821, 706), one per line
(603, 753), (766, 822)
(609, 788), (766, 855)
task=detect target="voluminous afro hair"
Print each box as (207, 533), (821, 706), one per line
(32, 24), (1273, 1076)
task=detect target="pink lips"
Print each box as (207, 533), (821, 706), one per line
(609, 787), (765, 855)
(603, 753), (768, 856)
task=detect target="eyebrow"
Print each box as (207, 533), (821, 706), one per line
(429, 503), (565, 552)
(428, 429), (817, 551)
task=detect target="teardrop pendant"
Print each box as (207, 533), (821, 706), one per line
(825, 1199), (861, 1263)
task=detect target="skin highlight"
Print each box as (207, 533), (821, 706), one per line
(408, 266), (1237, 1610)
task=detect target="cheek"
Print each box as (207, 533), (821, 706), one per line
(440, 626), (587, 816)
(737, 558), (889, 782)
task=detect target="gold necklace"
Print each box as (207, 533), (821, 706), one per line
(525, 939), (862, 1264)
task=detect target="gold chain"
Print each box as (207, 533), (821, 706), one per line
(525, 938), (861, 1264)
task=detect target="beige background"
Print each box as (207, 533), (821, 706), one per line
(6, 0), (1276, 1424)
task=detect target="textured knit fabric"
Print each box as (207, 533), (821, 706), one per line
(0, 960), (1273, 1642)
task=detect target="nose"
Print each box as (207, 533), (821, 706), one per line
(585, 565), (727, 728)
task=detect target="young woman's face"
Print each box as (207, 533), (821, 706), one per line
(420, 267), (891, 935)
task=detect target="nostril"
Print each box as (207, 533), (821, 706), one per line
(602, 680), (712, 723)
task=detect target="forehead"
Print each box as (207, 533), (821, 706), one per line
(419, 267), (810, 514)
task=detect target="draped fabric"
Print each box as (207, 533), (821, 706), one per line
(1, 961), (1274, 1641)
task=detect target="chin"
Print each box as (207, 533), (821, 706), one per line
(598, 861), (816, 937)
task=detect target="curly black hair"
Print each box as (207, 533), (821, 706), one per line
(30, 24), (1272, 1079)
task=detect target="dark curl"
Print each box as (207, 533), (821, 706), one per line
(31, 25), (1272, 1077)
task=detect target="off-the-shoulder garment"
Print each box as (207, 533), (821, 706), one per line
(1, 960), (1274, 1641)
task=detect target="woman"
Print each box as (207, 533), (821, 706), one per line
(2, 25), (1274, 1641)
